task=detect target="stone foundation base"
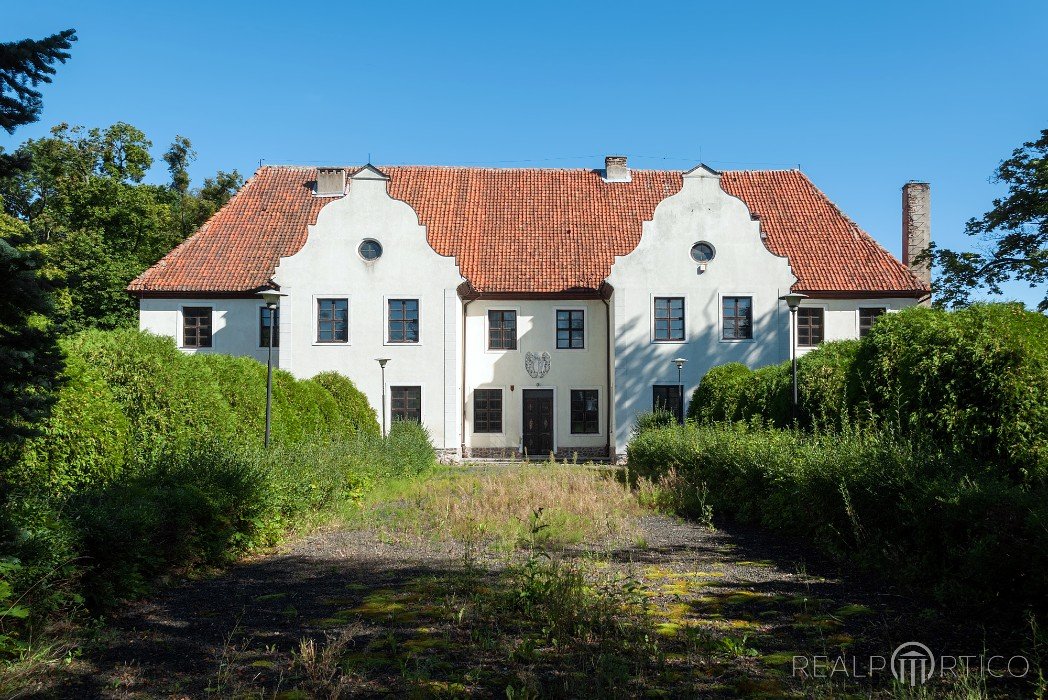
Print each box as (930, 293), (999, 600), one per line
(461, 445), (609, 461)
(435, 448), (460, 465)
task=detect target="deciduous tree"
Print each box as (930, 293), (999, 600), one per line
(923, 128), (1048, 311)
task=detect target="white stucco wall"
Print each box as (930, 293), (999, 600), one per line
(272, 166), (465, 451)
(793, 297), (916, 356)
(463, 298), (609, 455)
(607, 165), (798, 455)
(139, 297), (275, 364)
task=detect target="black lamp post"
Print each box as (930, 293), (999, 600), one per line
(778, 293), (808, 423)
(376, 358), (390, 437)
(258, 288), (286, 447)
(672, 357), (687, 423)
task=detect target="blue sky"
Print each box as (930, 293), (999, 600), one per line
(5, 1), (1047, 304)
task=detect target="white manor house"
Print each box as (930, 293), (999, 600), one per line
(129, 157), (931, 460)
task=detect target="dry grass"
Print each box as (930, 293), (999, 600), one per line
(348, 464), (648, 549)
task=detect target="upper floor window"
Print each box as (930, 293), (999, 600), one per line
(797, 307), (824, 347)
(358, 239), (382, 261)
(390, 385), (422, 423)
(722, 296), (753, 340)
(859, 307), (886, 337)
(488, 310), (517, 350)
(182, 307), (212, 348)
(556, 310), (585, 349)
(388, 299), (419, 343)
(260, 307), (279, 348)
(317, 298), (348, 343)
(570, 389), (599, 434)
(654, 297), (685, 341)
(690, 242), (716, 264)
(473, 388), (503, 433)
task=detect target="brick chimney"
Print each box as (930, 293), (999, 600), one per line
(316, 167), (346, 197)
(902, 181), (931, 299)
(604, 155), (630, 183)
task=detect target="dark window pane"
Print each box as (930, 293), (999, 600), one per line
(183, 307), (212, 348)
(388, 299), (420, 343)
(652, 385), (683, 424)
(473, 388), (503, 433)
(570, 389), (599, 434)
(317, 299), (348, 343)
(488, 310), (517, 350)
(390, 386), (422, 423)
(797, 307), (824, 347)
(260, 307), (280, 347)
(722, 297), (753, 340)
(858, 307), (886, 338)
(654, 297), (685, 341)
(556, 310), (584, 349)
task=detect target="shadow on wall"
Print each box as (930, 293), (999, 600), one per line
(612, 297), (788, 448)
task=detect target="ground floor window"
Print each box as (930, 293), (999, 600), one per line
(390, 385), (422, 423)
(260, 306), (279, 347)
(473, 388), (503, 433)
(859, 307), (886, 337)
(797, 307), (824, 346)
(182, 306), (212, 348)
(652, 384), (683, 424)
(570, 389), (599, 434)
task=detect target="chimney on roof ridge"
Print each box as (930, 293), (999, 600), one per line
(902, 181), (931, 304)
(316, 167), (346, 197)
(604, 155), (630, 183)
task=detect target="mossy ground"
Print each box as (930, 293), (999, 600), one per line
(41, 465), (1038, 698)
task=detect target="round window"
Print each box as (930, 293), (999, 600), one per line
(690, 241), (716, 263)
(358, 239), (383, 261)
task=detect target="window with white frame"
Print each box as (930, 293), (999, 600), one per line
(488, 310), (517, 350)
(182, 307), (212, 348)
(473, 388), (503, 433)
(797, 307), (824, 347)
(556, 310), (585, 349)
(654, 297), (685, 341)
(388, 299), (420, 343)
(316, 298), (348, 343)
(722, 297), (752, 340)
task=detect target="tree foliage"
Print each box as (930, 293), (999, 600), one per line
(922, 128), (1048, 311)
(0, 29), (76, 134)
(0, 228), (63, 460)
(0, 123), (243, 332)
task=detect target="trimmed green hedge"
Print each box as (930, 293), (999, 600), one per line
(627, 422), (1048, 621)
(688, 304), (1048, 483)
(13, 329), (380, 493)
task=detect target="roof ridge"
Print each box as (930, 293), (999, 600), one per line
(256, 163), (799, 175)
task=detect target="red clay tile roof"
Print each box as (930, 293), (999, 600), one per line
(128, 165), (929, 297)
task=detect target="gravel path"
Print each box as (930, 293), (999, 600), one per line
(37, 512), (996, 698)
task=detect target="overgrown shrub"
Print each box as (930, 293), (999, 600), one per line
(0, 328), (423, 646)
(312, 371), (379, 437)
(62, 328), (237, 453)
(10, 354), (129, 496)
(627, 422), (1048, 621)
(631, 408), (677, 436)
(854, 303), (1048, 482)
(688, 304), (1048, 483)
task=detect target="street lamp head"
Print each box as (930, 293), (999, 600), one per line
(258, 288), (287, 308)
(375, 358), (390, 368)
(778, 292), (809, 310)
(672, 357), (688, 370)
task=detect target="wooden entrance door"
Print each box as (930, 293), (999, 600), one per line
(522, 389), (554, 458)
